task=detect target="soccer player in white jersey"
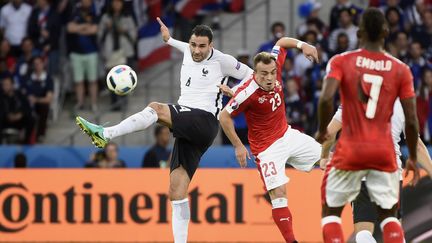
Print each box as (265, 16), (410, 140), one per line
(75, 18), (253, 243)
(320, 101), (432, 243)
(219, 37), (320, 243)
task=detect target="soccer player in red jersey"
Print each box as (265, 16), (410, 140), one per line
(316, 8), (420, 243)
(219, 38), (320, 243)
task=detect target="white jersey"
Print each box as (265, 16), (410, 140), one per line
(167, 38), (253, 118)
(333, 99), (404, 170)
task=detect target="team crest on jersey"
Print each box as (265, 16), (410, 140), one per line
(258, 95), (267, 104)
(235, 61), (241, 70)
(202, 68), (209, 77)
(230, 100), (239, 110)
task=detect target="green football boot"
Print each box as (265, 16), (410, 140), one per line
(75, 116), (109, 148)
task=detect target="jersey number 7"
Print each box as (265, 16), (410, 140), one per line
(362, 73), (383, 119)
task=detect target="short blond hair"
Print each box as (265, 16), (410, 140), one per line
(253, 52), (276, 70)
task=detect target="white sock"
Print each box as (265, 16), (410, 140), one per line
(271, 197), (288, 209)
(356, 230), (377, 243)
(171, 198), (190, 243)
(103, 107), (158, 139)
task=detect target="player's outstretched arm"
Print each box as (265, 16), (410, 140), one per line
(157, 17), (188, 52)
(416, 137), (432, 178)
(275, 37), (319, 63)
(401, 97), (420, 185)
(219, 109), (251, 168)
(156, 17), (171, 42)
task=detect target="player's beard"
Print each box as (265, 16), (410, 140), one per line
(192, 53), (205, 62)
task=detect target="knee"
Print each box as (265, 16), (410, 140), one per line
(169, 183), (184, 201)
(148, 102), (165, 115)
(269, 186), (286, 199)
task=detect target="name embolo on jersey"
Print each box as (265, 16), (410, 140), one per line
(167, 38), (252, 118)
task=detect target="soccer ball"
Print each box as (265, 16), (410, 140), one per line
(106, 65), (138, 96)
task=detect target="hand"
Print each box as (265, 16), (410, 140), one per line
(405, 157), (420, 186)
(235, 144), (251, 168)
(217, 84), (234, 97)
(301, 43), (319, 63)
(315, 130), (329, 144)
(157, 17), (171, 42)
(319, 158), (329, 170)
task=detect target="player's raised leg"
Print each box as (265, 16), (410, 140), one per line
(76, 102), (171, 148)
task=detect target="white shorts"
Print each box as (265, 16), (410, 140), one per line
(322, 166), (400, 209)
(256, 127), (321, 191)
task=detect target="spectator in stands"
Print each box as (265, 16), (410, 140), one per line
(328, 8), (359, 52)
(28, 0), (61, 77)
(98, 0), (136, 69)
(257, 22), (285, 53)
(0, 39), (16, 74)
(281, 57), (295, 82)
(0, 0), (32, 57)
(103, 142), (126, 168)
(67, 0), (99, 112)
(330, 32), (349, 57)
(379, 0), (405, 25)
(85, 150), (106, 168)
(85, 142), (126, 168)
(329, 0), (362, 31)
(0, 76), (34, 144)
(142, 125), (171, 168)
(297, 1), (325, 38)
(407, 41), (427, 88)
(98, 0), (136, 110)
(392, 31), (410, 61)
(403, 0), (425, 31)
(15, 37), (40, 92)
(285, 79), (306, 132)
(386, 6), (404, 37)
(411, 9), (432, 55)
(14, 152), (27, 167)
(26, 56), (53, 142)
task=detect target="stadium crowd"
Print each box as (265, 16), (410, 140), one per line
(1, 0), (432, 146)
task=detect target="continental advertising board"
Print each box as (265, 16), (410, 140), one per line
(0, 169), (354, 242)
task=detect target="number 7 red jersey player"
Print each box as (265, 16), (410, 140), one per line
(316, 8), (420, 243)
(219, 37), (320, 243)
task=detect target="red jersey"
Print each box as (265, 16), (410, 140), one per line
(225, 46), (288, 155)
(326, 49), (415, 172)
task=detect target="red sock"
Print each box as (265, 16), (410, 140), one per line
(322, 216), (344, 243)
(272, 207), (296, 243)
(381, 218), (404, 243)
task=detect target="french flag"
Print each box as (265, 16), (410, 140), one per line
(137, 16), (173, 70)
(175, 0), (219, 19)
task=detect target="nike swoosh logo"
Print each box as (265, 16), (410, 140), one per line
(280, 218), (290, 221)
(94, 132), (104, 140)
